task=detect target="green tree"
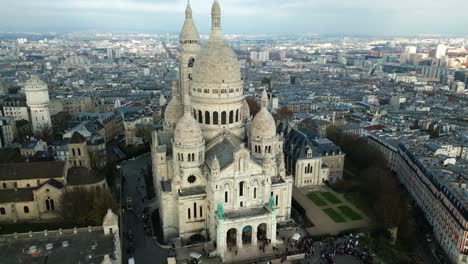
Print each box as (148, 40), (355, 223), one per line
(58, 188), (118, 226)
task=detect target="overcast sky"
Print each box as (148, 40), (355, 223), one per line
(1, 0), (468, 36)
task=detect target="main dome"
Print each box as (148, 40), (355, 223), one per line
(192, 39), (241, 85)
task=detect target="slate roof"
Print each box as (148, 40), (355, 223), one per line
(69, 132), (86, 144)
(67, 168), (105, 185)
(0, 161), (66, 181)
(0, 188), (35, 202)
(284, 128), (343, 160)
(40, 178), (64, 190)
(205, 137), (241, 170)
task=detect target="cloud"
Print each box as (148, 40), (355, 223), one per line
(0, 0), (468, 35)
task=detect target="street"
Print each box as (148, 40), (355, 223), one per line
(121, 153), (170, 264)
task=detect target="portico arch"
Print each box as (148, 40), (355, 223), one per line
(226, 228), (237, 248)
(242, 225), (252, 245)
(257, 223), (267, 241)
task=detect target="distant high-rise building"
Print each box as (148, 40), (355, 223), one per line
(400, 46), (417, 64)
(435, 44), (447, 59)
(250, 51), (269, 62)
(107, 48), (123, 59)
(166, 33), (171, 47)
(24, 76), (52, 135)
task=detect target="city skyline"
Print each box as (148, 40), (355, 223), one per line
(2, 0), (468, 36)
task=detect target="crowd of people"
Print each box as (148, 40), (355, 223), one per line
(282, 233), (374, 264)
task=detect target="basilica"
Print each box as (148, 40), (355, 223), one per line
(151, 0), (293, 259)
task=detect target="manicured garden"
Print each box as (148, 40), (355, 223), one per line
(321, 191), (341, 204)
(307, 192), (328, 206)
(338, 205), (363, 220)
(307, 190), (363, 223)
(323, 208), (346, 223)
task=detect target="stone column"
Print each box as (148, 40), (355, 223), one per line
(252, 228), (257, 246)
(271, 210), (277, 246)
(217, 219), (225, 260)
(236, 228), (243, 249)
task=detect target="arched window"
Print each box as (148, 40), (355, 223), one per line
(198, 110), (203, 124)
(193, 109), (197, 120)
(254, 187), (257, 199)
(229, 110), (234, 124)
(45, 199), (50, 211)
(221, 111), (227, 124)
(72, 148), (75, 156)
(0, 207), (5, 215)
(225, 191), (228, 203)
(239, 182), (244, 196)
(188, 208), (191, 219)
(235, 110), (239, 122)
(192, 153), (195, 161)
(276, 195), (279, 206)
(2, 183), (6, 189)
(194, 202), (197, 218)
(24, 206), (29, 213)
(213, 112), (219, 125)
(200, 206), (203, 217)
(188, 154), (192, 162)
(188, 58), (195, 68)
(78, 148), (81, 156)
(205, 111), (210, 125)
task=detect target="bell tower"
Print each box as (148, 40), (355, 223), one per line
(179, 1), (200, 104)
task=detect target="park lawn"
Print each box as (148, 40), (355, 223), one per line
(323, 208), (347, 223)
(338, 205), (363, 221)
(307, 192), (328, 206)
(321, 191), (341, 204)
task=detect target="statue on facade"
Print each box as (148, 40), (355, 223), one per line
(269, 196), (275, 211)
(217, 203), (224, 220)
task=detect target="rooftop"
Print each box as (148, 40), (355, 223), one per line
(0, 161), (66, 181)
(0, 228), (115, 264)
(67, 168), (106, 186)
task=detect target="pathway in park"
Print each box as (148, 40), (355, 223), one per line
(293, 186), (370, 236)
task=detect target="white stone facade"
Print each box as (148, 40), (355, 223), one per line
(24, 76), (52, 135)
(152, 1), (293, 260)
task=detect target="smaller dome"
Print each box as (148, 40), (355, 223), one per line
(251, 90), (276, 140)
(251, 109), (276, 140)
(174, 113), (203, 146)
(164, 82), (183, 126)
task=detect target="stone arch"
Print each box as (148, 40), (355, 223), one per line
(189, 233), (205, 244)
(257, 223), (267, 241)
(226, 228), (237, 248)
(205, 111), (210, 125)
(242, 225), (252, 245)
(213, 111), (219, 125)
(188, 57), (195, 68)
(198, 110), (203, 124)
(239, 181), (245, 197)
(221, 111), (227, 125)
(229, 110), (234, 124)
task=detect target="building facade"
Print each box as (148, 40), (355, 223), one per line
(283, 127), (345, 187)
(24, 76), (52, 136)
(152, 1), (293, 260)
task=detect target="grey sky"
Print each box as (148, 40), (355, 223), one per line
(1, 0), (467, 35)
